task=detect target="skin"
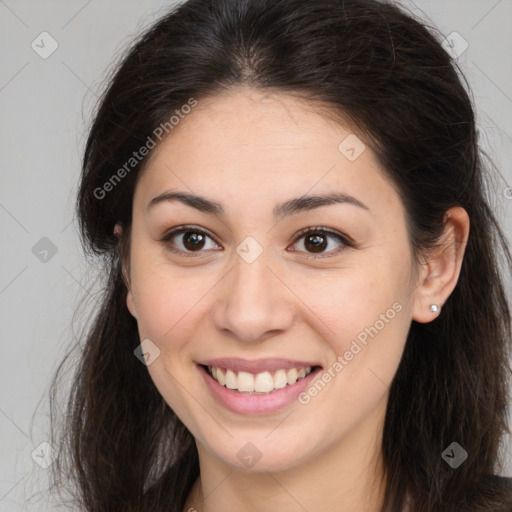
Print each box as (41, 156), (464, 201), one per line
(120, 86), (470, 512)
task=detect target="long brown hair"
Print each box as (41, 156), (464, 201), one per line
(47, 0), (512, 510)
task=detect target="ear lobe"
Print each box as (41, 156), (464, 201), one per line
(411, 207), (470, 323)
(114, 222), (136, 318)
(126, 289), (137, 319)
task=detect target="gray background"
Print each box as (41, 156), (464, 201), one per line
(0, 1), (511, 510)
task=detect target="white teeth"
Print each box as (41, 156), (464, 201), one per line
(273, 369), (288, 389)
(287, 368), (298, 385)
(216, 367), (225, 386)
(208, 365), (314, 394)
(254, 371), (274, 393)
(237, 371), (254, 392)
(225, 369), (237, 389)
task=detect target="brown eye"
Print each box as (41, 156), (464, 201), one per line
(160, 226), (220, 257)
(182, 231), (206, 251)
(304, 233), (328, 253)
(289, 227), (352, 258)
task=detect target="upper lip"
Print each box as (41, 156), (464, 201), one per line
(198, 358), (322, 374)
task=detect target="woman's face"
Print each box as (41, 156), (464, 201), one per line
(125, 87), (421, 473)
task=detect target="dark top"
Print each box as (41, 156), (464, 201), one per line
(486, 474), (512, 489)
(478, 475), (512, 511)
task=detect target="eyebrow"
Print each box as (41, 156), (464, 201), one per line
(147, 190), (370, 219)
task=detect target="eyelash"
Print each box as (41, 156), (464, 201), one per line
(159, 225), (353, 259)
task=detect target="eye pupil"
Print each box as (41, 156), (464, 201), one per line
(305, 234), (327, 253)
(183, 231), (205, 251)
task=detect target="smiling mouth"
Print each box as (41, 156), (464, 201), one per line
(200, 364), (321, 395)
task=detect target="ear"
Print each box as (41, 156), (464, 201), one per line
(412, 206), (470, 323)
(126, 288), (137, 320)
(114, 222), (137, 319)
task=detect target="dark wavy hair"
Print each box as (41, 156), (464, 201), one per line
(46, 0), (512, 510)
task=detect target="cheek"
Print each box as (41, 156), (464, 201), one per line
(128, 253), (220, 354)
(302, 264), (406, 334)
(131, 275), (197, 346)
(128, 250), (179, 339)
(300, 257), (412, 378)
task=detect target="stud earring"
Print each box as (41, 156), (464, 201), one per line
(429, 304), (439, 313)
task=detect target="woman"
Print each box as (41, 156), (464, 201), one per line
(48, 0), (512, 510)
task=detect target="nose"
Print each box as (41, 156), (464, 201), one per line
(211, 251), (295, 343)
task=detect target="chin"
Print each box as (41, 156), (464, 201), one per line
(201, 431), (320, 474)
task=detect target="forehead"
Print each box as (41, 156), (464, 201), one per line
(134, 87), (399, 219)
(172, 87), (355, 148)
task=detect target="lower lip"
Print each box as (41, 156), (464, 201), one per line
(198, 364), (322, 415)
